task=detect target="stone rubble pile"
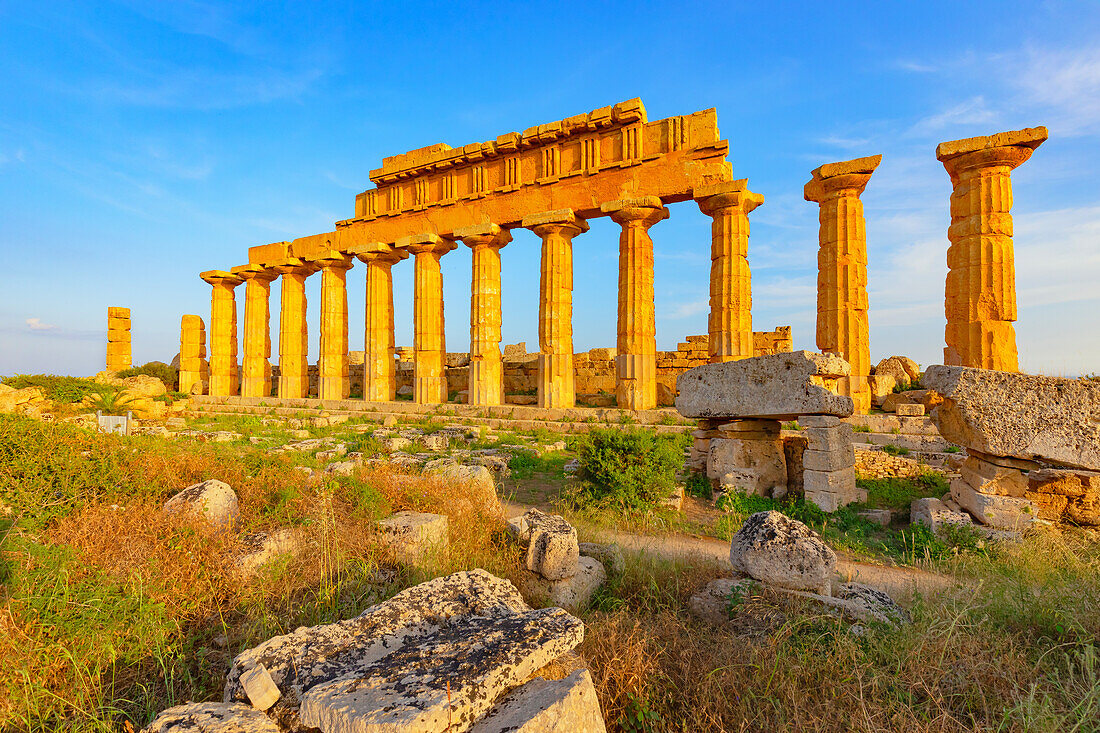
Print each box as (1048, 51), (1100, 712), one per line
(143, 570), (606, 732)
(677, 351), (862, 511)
(509, 509), (608, 613)
(921, 366), (1100, 529)
(690, 511), (908, 628)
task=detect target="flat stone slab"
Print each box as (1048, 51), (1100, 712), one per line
(470, 669), (606, 733)
(509, 508), (580, 581)
(298, 608), (584, 733)
(923, 365), (1100, 470)
(675, 351), (854, 420)
(142, 702), (281, 733)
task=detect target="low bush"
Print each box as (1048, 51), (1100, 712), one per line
(116, 361), (178, 391)
(571, 428), (688, 510)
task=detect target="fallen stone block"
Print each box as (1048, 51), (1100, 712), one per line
(142, 702), (282, 733)
(688, 577), (758, 626)
(1026, 468), (1100, 526)
(923, 365), (1100, 470)
(510, 509), (580, 581)
(911, 497), (974, 535)
(376, 511), (449, 565)
(675, 350), (854, 420)
(729, 511), (836, 594)
(470, 669), (606, 733)
(951, 478), (1036, 529)
(426, 463), (501, 514)
(518, 557), (607, 613)
(707, 432), (787, 497)
(163, 479), (239, 530)
(895, 403), (925, 417)
(959, 455), (1029, 497)
(235, 528), (301, 578)
(238, 663), (280, 711)
(578, 542), (624, 576)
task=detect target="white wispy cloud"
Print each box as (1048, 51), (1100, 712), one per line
(26, 317), (57, 331)
(908, 96), (998, 136)
(1015, 45), (1100, 136)
(658, 299), (708, 319)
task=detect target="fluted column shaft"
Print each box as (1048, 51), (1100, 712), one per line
(805, 155), (880, 414)
(231, 264), (277, 399)
(273, 259), (315, 399)
(456, 224), (512, 406)
(317, 252), (354, 401)
(603, 198), (669, 410)
(938, 128), (1046, 371)
(353, 245), (408, 402)
(694, 180), (764, 363)
(200, 271), (243, 397)
(404, 234), (457, 405)
(523, 209), (588, 409)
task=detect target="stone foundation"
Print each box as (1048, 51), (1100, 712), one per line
(799, 415), (863, 512)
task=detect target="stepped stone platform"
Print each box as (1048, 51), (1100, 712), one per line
(187, 394), (693, 434)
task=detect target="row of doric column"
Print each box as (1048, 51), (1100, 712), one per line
(198, 190), (765, 408)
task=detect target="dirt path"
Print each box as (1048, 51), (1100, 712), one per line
(503, 501), (956, 601)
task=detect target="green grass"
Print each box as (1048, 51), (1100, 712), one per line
(1, 374), (115, 404)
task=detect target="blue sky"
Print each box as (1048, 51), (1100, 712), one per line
(2, 0), (1099, 377)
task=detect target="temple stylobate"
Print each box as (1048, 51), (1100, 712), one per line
(198, 98), (768, 409)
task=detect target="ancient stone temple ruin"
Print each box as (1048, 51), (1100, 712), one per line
(182, 98), (1046, 414)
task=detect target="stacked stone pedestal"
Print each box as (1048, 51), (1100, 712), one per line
(178, 314), (208, 395)
(509, 509), (606, 612)
(701, 418), (786, 498)
(106, 306), (132, 372)
(799, 415), (862, 512)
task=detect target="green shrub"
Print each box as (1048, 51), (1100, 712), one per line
(116, 361), (178, 391)
(684, 471), (712, 500)
(892, 378), (924, 393)
(881, 444), (910, 456)
(572, 428), (685, 510)
(1, 374), (114, 404)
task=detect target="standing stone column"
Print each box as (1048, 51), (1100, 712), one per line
(522, 209), (588, 409)
(200, 271), (243, 397)
(937, 127), (1047, 371)
(231, 264), (277, 399)
(693, 180), (765, 363)
(106, 307), (132, 372)
(401, 233), (457, 405)
(316, 251), (354, 401)
(178, 314), (208, 395)
(804, 155), (881, 414)
(271, 258), (316, 399)
(602, 197), (669, 410)
(455, 223), (512, 406)
(351, 244), (409, 402)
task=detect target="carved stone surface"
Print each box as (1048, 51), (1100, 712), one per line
(729, 511), (837, 594)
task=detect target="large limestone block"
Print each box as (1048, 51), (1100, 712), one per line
(874, 356), (920, 385)
(298, 608), (584, 733)
(924, 365), (1100, 470)
(163, 479), (239, 530)
(959, 455), (1029, 497)
(517, 557), (607, 613)
(142, 702), (282, 733)
(510, 509), (580, 581)
(729, 511), (837, 594)
(121, 374), (168, 398)
(706, 436), (787, 497)
(951, 477), (1036, 529)
(377, 511), (449, 565)
(426, 463), (501, 514)
(676, 351), (854, 420)
(911, 497), (973, 534)
(225, 570), (536, 727)
(470, 669), (606, 733)
(1026, 468), (1100, 526)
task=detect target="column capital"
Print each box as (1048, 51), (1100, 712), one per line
(521, 208), (589, 237)
(313, 250), (355, 272)
(601, 196), (670, 227)
(398, 232), (458, 256)
(200, 270), (243, 287)
(803, 154), (882, 202)
(454, 223), (513, 250)
(693, 179), (764, 216)
(348, 242), (409, 266)
(230, 263), (278, 283)
(268, 257), (318, 276)
(937, 127), (1047, 180)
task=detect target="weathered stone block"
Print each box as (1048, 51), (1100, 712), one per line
(729, 511), (836, 594)
(803, 423), (854, 453)
(1026, 468), (1100, 526)
(143, 702), (281, 733)
(803, 467), (858, 503)
(707, 436), (787, 497)
(895, 403), (925, 417)
(510, 509), (580, 581)
(924, 365), (1100, 470)
(517, 557), (607, 613)
(951, 477), (1035, 529)
(376, 511), (449, 564)
(163, 479), (239, 530)
(803, 448), (855, 472)
(959, 456), (1028, 497)
(470, 669), (606, 733)
(675, 350), (854, 420)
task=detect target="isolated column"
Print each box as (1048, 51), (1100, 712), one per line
(316, 251), (354, 401)
(455, 223), (512, 406)
(522, 209), (588, 409)
(937, 127), (1047, 371)
(693, 180), (764, 363)
(178, 314), (208, 395)
(402, 233), (457, 404)
(352, 244), (409, 402)
(804, 154), (881, 413)
(200, 270), (243, 397)
(231, 264), (277, 399)
(106, 306), (132, 372)
(272, 258), (316, 399)
(602, 197), (669, 410)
